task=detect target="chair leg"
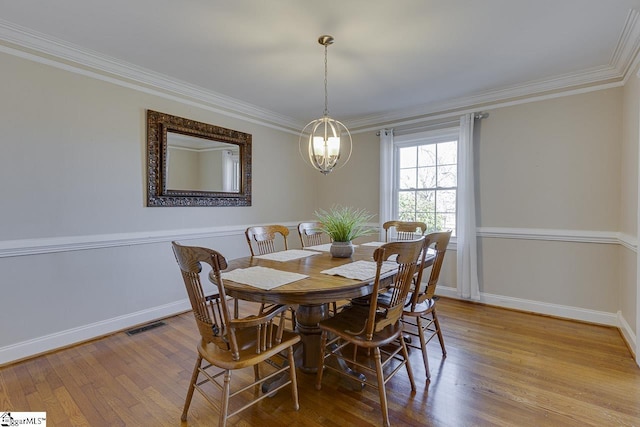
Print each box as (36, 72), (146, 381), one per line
(315, 331), (328, 390)
(290, 307), (297, 330)
(416, 316), (431, 379)
(400, 335), (416, 392)
(288, 345), (300, 410)
(220, 370), (231, 427)
(181, 355), (202, 421)
(374, 348), (391, 427)
(253, 365), (260, 394)
(432, 309), (446, 356)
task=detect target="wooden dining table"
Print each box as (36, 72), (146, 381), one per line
(210, 242), (434, 374)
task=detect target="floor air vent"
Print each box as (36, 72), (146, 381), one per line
(126, 321), (166, 336)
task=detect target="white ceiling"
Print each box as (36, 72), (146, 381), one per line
(2, 0), (640, 130)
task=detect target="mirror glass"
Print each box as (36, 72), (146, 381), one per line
(146, 110), (252, 207)
(166, 132), (240, 193)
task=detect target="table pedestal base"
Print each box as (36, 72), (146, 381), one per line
(296, 303), (329, 373)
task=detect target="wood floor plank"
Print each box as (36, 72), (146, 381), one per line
(1, 298), (639, 426)
(52, 385), (91, 427)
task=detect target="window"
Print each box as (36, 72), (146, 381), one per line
(394, 129), (458, 235)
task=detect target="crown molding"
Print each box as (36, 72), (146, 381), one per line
(1, 10), (640, 132)
(346, 64), (620, 130)
(0, 19), (304, 133)
(347, 9), (640, 131)
(614, 9), (640, 79)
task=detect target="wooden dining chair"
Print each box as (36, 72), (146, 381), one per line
(315, 238), (425, 427)
(171, 242), (300, 427)
(245, 224), (297, 326)
(401, 231), (451, 379)
(383, 220), (428, 289)
(245, 225), (289, 256)
(297, 221), (345, 316)
(297, 221), (329, 247)
(383, 220), (427, 242)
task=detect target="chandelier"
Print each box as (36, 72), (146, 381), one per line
(299, 35), (352, 175)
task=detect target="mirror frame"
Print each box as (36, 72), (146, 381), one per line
(146, 110), (252, 207)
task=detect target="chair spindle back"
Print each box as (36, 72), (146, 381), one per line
(383, 220), (427, 242)
(245, 225), (289, 256)
(366, 238), (426, 339)
(411, 231), (451, 308)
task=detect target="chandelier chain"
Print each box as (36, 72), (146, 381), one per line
(323, 43), (329, 116)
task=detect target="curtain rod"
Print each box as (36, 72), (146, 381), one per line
(376, 112), (489, 136)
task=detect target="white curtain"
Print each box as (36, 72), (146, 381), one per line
(379, 128), (394, 241)
(457, 114), (481, 300)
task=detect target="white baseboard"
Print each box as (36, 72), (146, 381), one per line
(618, 311), (637, 358)
(436, 285), (619, 326)
(0, 299), (191, 366)
(2, 289), (635, 366)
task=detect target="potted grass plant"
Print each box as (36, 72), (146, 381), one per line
(315, 205), (375, 257)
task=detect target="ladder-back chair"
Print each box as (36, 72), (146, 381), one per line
(245, 225), (289, 256)
(172, 242), (300, 426)
(298, 221), (345, 315)
(316, 238), (425, 427)
(245, 224), (297, 327)
(402, 230), (451, 379)
(297, 221), (329, 247)
(383, 220), (427, 242)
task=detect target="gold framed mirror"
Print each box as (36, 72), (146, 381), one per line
(146, 110), (252, 207)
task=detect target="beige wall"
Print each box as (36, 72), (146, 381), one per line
(621, 65), (640, 338)
(0, 52), (318, 240)
(314, 131), (381, 223)
(474, 89), (623, 314)
(1, 46), (638, 363)
(477, 89), (622, 231)
(0, 51), (317, 359)
(319, 91), (627, 316)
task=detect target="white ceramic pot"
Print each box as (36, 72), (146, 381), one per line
(330, 241), (354, 258)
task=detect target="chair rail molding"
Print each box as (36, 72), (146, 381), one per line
(477, 226), (634, 248)
(1, 226), (635, 258)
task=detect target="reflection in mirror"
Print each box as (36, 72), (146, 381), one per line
(146, 110), (252, 207)
(166, 133), (240, 193)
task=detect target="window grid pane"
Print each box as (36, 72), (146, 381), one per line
(395, 137), (458, 236)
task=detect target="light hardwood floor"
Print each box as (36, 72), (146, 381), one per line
(1, 298), (639, 426)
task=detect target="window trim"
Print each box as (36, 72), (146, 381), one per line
(392, 127), (459, 233)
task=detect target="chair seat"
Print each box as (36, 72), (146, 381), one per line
(199, 330), (300, 370)
(378, 289), (436, 314)
(318, 305), (404, 349)
(402, 298), (436, 317)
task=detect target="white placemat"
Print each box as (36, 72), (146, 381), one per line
(362, 241), (386, 247)
(304, 243), (334, 252)
(221, 266), (308, 290)
(254, 249), (320, 262)
(321, 260), (397, 281)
